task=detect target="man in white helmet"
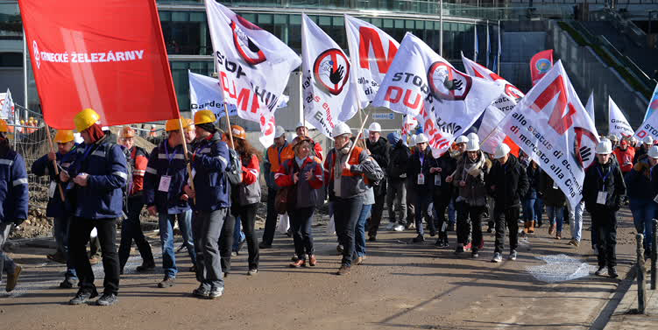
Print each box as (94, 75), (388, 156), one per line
(364, 122), (390, 241)
(634, 135), (654, 163)
(583, 138), (626, 278)
(294, 121), (323, 160)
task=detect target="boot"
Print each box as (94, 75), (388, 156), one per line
(528, 221), (535, 234)
(523, 221), (530, 234)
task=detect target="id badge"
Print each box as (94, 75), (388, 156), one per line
(596, 191), (608, 205)
(158, 175), (172, 192)
(434, 174), (442, 186)
(417, 174), (425, 185)
(48, 181), (57, 198)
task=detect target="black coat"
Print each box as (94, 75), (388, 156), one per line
(388, 140), (411, 180)
(429, 152), (456, 201)
(407, 148), (433, 192)
(486, 154), (529, 209)
(539, 170), (566, 207)
(583, 159), (626, 212)
(366, 137), (390, 195)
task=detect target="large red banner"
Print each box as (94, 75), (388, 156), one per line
(18, 0), (179, 129)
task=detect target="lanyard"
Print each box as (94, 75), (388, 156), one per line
(597, 166), (611, 184)
(163, 140), (180, 175)
(419, 153), (424, 167)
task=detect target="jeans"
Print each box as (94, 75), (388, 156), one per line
(534, 198), (544, 225)
(432, 196), (451, 243)
(220, 213), (236, 273)
(590, 207), (617, 268)
(159, 210), (196, 278)
(238, 203), (259, 270)
(290, 207), (316, 259)
(494, 206), (520, 253)
(261, 188), (278, 246)
(522, 198), (536, 222)
(546, 205), (565, 233)
(334, 195), (364, 267)
(69, 217), (120, 295)
(629, 198), (656, 252)
(355, 204), (372, 258)
(193, 209), (227, 289)
(53, 216), (77, 279)
(414, 193), (434, 236)
(386, 178), (407, 224)
(232, 216), (245, 252)
(367, 193), (386, 237)
(448, 198), (456, 224)
(568, 201), (585, 241)
(119, 197), (154, 271)
(0, 223), (16, 283)
(456, 201), (471, 244)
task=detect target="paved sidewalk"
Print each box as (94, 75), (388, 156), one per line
(603, 266), (658, 330)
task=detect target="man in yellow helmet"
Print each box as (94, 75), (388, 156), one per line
(183, 110), (231, 299)
(32, 129), (80, 288)
(60, 109), (128, 306)
(0, 119), (28, 292)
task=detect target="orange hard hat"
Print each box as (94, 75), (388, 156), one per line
(120, 126), (136, 138)
(230, 125), (246, 140)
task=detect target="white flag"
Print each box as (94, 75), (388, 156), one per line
(0, 89), (14, 120)
(585, 92), (595, 123)
(634, 101), (658, 141)
(401, 114), (418, 136)
(372, 32), (503, 157)
(345, 14), (399, 108)
(476, 106), (508, 155)
(608, 97), (634, 138)
(205, 1), (301, 147)
(301, 14), (359, 138)
(461, 54), (524, 113)
(188, 71), (236, 119)
(500, 61), (599, 208)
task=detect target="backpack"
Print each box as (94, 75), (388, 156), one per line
(226, 148), (243, 187)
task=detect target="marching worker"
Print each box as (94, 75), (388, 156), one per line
(117, 126), (155, 274)
(488, 144), (528, 262)
(634, 136), (653, 163)
(386, 131), (410, 232)
(294, 122), (323, 160)
(324, 123), (383, 275)
(407, 134), (434, 242)
(62, 109), (128, 306)
(626, 145), (658, 260)
(227, 125), (261, 276)
(275, 138), (324, 268)
(539, 170), (567, 239)
(144, 118), (197, 289)
(583, 139), (626, 278)
(260, 126), (293, 249)
(613, 138), (635, 175)
(0, 119), (28, 292)
(429, 143), (456, 247)
(183, 110), (231, 299)
(364, 122), (389, 241)
(32, 129), (80, 288)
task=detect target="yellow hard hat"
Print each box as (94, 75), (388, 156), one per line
(0, 119), (7, 133)
(20, 120), (25, 124)
(166, 118), (194, 132)
(54, 130), (75, 143)
(74, 108), (101, 132)
(194, 110), (216, 125)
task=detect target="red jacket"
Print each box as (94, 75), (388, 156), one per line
(241, 154), (260, 185)
(613, 146), (635, 173)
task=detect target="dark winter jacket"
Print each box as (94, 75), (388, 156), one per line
(539, 170), (566, 207)
(407, 148), (433, 192)
(487, 154), (529, 210)
(626, 154), (653, 201)
(190, 132), (231, 211)
(366, 137), (389, 195)
(583, 158), (626, 212)
(0, 149), (28, 223)
(143, 140), (190, 215)
(453, 150), (491, 207)
(388, 140), (411, 180)
(429, 152), (456, 201)
(523, 163), (540, 200)
(31, 144), (81, 218)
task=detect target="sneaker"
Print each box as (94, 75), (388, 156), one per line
(412, 234), (425, 243)
(491, 252), (503, 263)
(158, 277), (175, 288)
(368, 235), (377, 242)
(247, 268), (258, 276)
(336, 264), (351, 276)
(454, 245), (464, 255)
(471, 250), (479, 258)
(509, 250), (518, 261)
(464, 242), (472, 252)
(192, 285), (210, 298)
(568, 239), (579, 247)
(595, 266), (607, 276)
(258, 242), (272, 249)
(5, 265), (22, 292)
(308, 255), (318, 267)
(59, 277), (78, 289)
(208, 286), (224, 299)
(89, 255), (101, 265)
(556, 232), (562, 240)
(136, 262), (156, 272)
(608, 267), (618, 279)
(69, 289), (99, 305)
(355, 256), (366, 265)
(96, 293), (118, 306)
(393, 224), (405, 232)
(429, 230), (437, 237)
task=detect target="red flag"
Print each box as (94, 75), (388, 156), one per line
(18, 0), (179, 129)
(529, 49), (554, 86)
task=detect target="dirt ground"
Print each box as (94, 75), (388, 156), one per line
(0, 206), (643, 330)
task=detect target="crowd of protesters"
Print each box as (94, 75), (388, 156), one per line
(0, 109), (656, 306)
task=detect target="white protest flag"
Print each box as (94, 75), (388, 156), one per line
(302, 14), (359, 138)
(372, 32), (503, 157)
(0, 89), (14, 120)
(401, 114), (418, 136)
(205, 0), (301, 147)
(476, 106), (508, 155)
(345, 14), (399, 108)
(608, 97), (634, 138)
(585, 92), (595, 123)
(634, 103), (658, 141)
(461, 54), (524, 113)
(188, 71), (236, 119)
(500, 61), (600, 208)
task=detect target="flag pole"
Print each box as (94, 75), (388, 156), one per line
(178, 117), (196, 205)
(216, 71), (235, 149)
(44, 125), (66, 201)
(346, 110), (371, 159)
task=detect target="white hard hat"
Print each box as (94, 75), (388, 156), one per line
(410, 134), (417, 146)
(465, 139), (480, 152)
(630, 136), (638, 144)
(494, 143), (511, 159)
(643, 136), (654, 145)
(296, 121), (306, 129)
(607, 134), (618, 142)
(595, 138), (613, 154)
(275, 126), (286, 138)
(368, 122), (382, 132)
(332, 122), (351, 137)
(455, 136), (469, 144)
(649, 146), (658, 159)
(415, 134), (428, 145)
(467, 132), (479, 142)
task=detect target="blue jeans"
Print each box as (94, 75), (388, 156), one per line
(54, 216), (77, 279)
(354, 204), (372, 258)
(232, 216), (244, 252)
(522, 198), (536, 222)
(535, 198), (544, 224)
(568, 201), (585, 241)
(448, 198), (456, 224)
(415, 194), (433, 236)
(630, 198), (656, 252)
(290, 207), (316, 259)
(546, 205), (565, 233)
(159, 210), (196, 278)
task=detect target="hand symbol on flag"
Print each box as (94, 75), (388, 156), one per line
(329, 65), (345, 85)
(444, 78), (463, 91)
(579, 145), (592, 164)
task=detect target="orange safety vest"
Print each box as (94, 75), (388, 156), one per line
(327, 146), (370, 185)
(267, 143), (294, 173)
